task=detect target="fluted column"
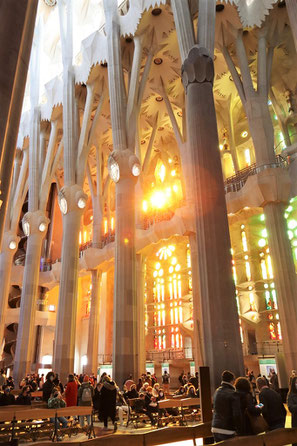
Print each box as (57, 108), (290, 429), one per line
(264, 202), (297, 372)
(135, 254), (146, 378)
(85, 269), (101, 375)
(182, 46), (244, 387)
(0, 0), (38, 250)
(0, 232), (19, 356)
(13, 211), (49, 382)
(286, 0), (297, 53)
(54, 185), (87, 383)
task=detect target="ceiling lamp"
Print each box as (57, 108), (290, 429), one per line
(241, 131), (248, 138)
(8, 240), (17, 250)
(154, 58), (163, 65)
(156, 96), (163, 102)
(44, 0), (56, 5)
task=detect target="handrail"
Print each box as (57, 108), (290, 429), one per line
(224, 155), (287, 194)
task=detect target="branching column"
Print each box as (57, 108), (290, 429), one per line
(182, 46), (244, 387)
(13, 211), (49, 381)
(54, 185), (87, 383)
(86, 269), (101, 375)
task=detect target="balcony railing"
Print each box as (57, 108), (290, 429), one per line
(256, 340), (283, 356)
(146, 347), (193, 362)
(224, 155), (287, 194)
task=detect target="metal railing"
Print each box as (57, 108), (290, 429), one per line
(256, 340), (283, 356)
(224, 154), (287, 194)
(146, 347), (193, 362)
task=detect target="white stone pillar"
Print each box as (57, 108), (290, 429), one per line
(85, 269), (101, 375)
(13, 211), (49, 382)
(53, 185), (87, 384)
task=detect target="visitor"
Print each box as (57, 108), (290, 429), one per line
(125, 383), (139, 400)
(139, 382), (150, 395)
(42, 371), (55, 402)
(77, 375), (94, 428)
(0, 386), (15, 406)
(235, 377), (262, 435)
(256, 377), (286, 430)
(189, 372), (199, 390)
(269, 370), (279, 392)
(123, 374), (134, 391)
(151, 373), (157, 386)
(144, 386), (158, 426)
(93, 382), (103, 421)
(136, 378), (143, 392)
(6, 376), (14, 390)
(178, 371), (184, 385)
(65, 374), (78, 407)
(287, 375), (297, 446)
(48, 389), (68, 432)
(152, 383), (160, 398)
(116, 390), (129, 426)
(211, 370), (241, 442)
(157, 387), (165, 400)
(16, 386), (32, 405)
(175, 385), (186, 396)
(53, 373), (64, 394)
(162, 370), (170, 395)
(0, 369), (6, 390)
(100, 375), (117, 431)
(186, 384), (199, 398)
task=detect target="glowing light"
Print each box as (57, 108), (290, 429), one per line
(150, 191), (166, 209)
(142, 200), (148, 212)
(261, 259), (268, 280)
(241, 231), (248, 252)
(48, 305), (55, 312)
(8, 241), (17, 250)
(261, 229), (268, 238)
(132, 163), (141, 177)
(104, 218), (108, 235)
(241, 131), (248, 138)
(158, 269), (164, 277)
(39, 222), (47, 232)
(79, 231), (82, 245)
(288, 230), (294, 240)
(171, 170), (176, 177)
(169, 266), (174, 273)
(42, 355), (52, 365)
(245, 261), (251, 281)
(258, 238), (266, 247)
(288, 220), (297, 230)
(173, 184), (178, 193)
(155, 262), (161, 270)
(81, 355), (87, 366)
(260, 214), (265, 221)
(168, 158), (172, 164)
(77, 197), (87, 209)
(244, 148), (251, 166)
(111, 217), (115, 231)
(155, 161), (166, 183)
(267, 255), (273, 278)
(219, 144), (224, 151)
(175, 264), (181, 272)
(124, 238), (129, 244)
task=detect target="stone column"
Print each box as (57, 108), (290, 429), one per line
(264, 202), (297, 371)
(13, 211), (49, 382)
(54, 185), (87, 384)
(85, 269), (101, 375)
(135, 254), (146, 378)
(0, 232), (19, 356)
(286, 0), (297, 53)
(182, 46), (244, 387)
(108, 150), (139, 385)
(0, 0), (38, 250)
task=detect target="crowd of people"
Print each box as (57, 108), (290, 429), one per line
(211, 369), (297, 445)
(0, 366), (297, 443)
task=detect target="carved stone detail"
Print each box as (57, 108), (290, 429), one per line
(182, 45), (214, 89)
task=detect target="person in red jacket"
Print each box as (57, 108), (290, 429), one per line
(65, 374), (78, 407)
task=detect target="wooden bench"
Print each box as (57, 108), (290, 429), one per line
(126, 398), (158, 428)
(0, 405), (94, 442)
(158, 397), (201, 426)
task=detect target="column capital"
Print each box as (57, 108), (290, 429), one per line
(2, 230), (20, 253)
(182, 45), (214, 90)
(108, 149), (140, 183)
(22, 210), (49, 237)
(58, 184), (88, 215)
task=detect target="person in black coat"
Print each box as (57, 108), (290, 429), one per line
(211, 370), (241, 442)
(287, 376), (297, 446)
(16, 386), (32, 405)
(0, 386), (15, 406)
(100, 376), (117, 431)
(235, 377), (262, 435)
(42, 372), (55, 402)
(257, 377), (286, 430)
(92, 383), (103, 421)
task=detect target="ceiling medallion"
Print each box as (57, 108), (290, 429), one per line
(44, 0), (57, 6)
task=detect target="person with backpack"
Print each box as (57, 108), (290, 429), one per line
(77, 375), (94, 427)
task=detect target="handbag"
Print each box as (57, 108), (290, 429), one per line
(245, 410), (269, 434)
